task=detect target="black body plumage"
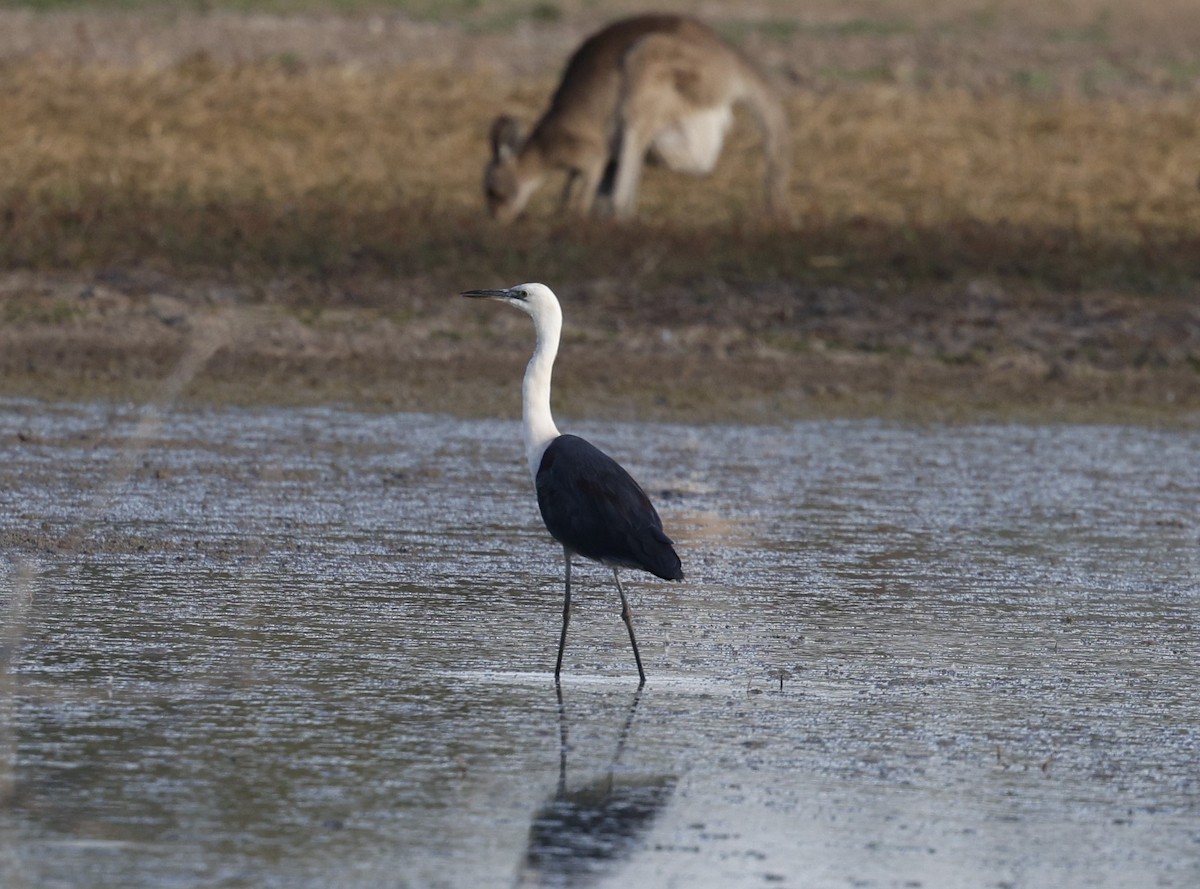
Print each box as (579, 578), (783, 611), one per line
(536, 434), (683, 582)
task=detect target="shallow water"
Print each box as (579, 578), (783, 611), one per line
(1, 398), (1198, 888)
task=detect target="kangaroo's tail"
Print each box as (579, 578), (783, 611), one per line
(738, 63), (793, 221)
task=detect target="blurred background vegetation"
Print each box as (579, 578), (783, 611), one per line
(0, 0), (1197, 417)
(2, 0), (1197, 289)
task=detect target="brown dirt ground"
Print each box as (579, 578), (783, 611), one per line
(1, 4), (1199, 425)
(4, 266), (1198, 425)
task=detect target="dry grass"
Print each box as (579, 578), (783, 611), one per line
(1, 0), (1199, 295)
(1, 51), (1197, 292)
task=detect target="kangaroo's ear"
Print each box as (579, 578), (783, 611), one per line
(489, 115), (524, 161)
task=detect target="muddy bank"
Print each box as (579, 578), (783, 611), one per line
(2, 268), (1198, 424)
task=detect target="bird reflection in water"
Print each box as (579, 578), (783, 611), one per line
(515, 687), (676, 887)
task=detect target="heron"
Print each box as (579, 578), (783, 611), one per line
(461, 282), (683, 685)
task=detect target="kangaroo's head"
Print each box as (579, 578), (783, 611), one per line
(484, 115), (544, 223)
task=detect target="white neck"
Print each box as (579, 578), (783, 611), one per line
(522, 302), (562, 483)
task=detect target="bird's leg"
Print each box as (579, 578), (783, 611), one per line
(613, 569), (647, 686)
(554, 546), (572, 682)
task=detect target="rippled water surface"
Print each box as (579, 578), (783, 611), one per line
(1, 398), (1198, 888)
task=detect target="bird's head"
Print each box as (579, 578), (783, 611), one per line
(461, 283), (561, 324)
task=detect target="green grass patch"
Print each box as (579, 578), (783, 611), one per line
(1012, 68), (1056, 93)
(1049, 10), (1111, 44)
(722, 16), (913, 44)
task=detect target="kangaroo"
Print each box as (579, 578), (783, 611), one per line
(484, 14), (791, 222)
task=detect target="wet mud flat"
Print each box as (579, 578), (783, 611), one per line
(1, 398), (1198, 888)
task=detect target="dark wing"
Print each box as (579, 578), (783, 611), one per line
(536, 434), (683, 581)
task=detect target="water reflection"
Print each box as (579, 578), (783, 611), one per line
(516, 687), (675, 887)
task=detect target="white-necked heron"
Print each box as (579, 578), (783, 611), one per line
(462, 282), (683, 685)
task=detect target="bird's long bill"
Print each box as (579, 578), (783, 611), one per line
(461, 288), (515, 299)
